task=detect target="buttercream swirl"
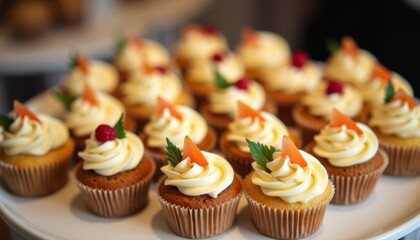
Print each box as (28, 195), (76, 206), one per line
(115, 39), (170, 72)
(121, 70), (182, 106)
(0, 115), (68, 156)
(325, 50), (376, 84)
(65, 93), (124, 137)
(369, 100), (420, 138)
(251, 150), (328, 203)
(78, 132), (144, 176)
(144, 106), (208, 150)
(313, 123), (378, 167)
(186, 52), (244, 84)
(263, 62), (322, 93)
(227, 112), (288, 152)
(62, 60), (118, 96)
(237, 31), (290, 69)
(161, 151), (234, 198)
(302, 82), (363, 120)
(209, 80), (266, 117)
(175, 31), (227, 62)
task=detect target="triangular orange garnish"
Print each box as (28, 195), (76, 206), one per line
(329, 108), (363, 135)
(13, 100), (40, 122)
(78, 55), (90, 75)
(143, 62), (155, 75)
(281, 135), (307, 167)
(392, 89), (417, 109)
(129, 36), (144, 51)
(156, 97), (182, 121)
(237, 101), (265, 122)
(242, 27), (258, 47)
(182, 136), (208, 167)
(341, 36), (358, 59)
(372, 63), (391, 84)
(81, 84), (99, 106)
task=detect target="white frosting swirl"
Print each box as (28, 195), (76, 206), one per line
(186, 52), (244, 84)
(0, 115), (69, 156)
(62, 60), (118, 96)
(237, 31), (290, 69)
(302, 82), (363, 120)
(314, 123), (378, 167)
(227, 112), (288, 152)
(369, 100), (420, 138)
(209, 80), (266, 117)
(144, 106), (208, 150)
(65, 93), (124, 137)
(161, 151), (234, 198)
(325, 50), (376, 84)
(115, 39), (170, 72)
(251, 150), (328, 203)
(121, 70), (182, 107)
(175, 31), (227, 62)
(263, 62), (322, 93)
(78, 132), (144, 176)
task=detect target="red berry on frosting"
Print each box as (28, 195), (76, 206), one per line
(235, 77), (249, 90)
(95, 124), (117, 142)
(326, 80), (344, 95)
(212, 53), (224, 63)
(155, 66), (168, 74)
(292, 50), (309, 68)
(201, 25), (218, 35)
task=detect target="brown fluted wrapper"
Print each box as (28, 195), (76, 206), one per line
(378, 141), (420, 176)
(157, 188), (241, 239)
(76, 161), (155, 217)
(0, 158), (71, 197)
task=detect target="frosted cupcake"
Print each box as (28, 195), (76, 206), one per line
(324, 36), (376, 85)
(184, 50), (245, 105)
(262, 50), (322, 125)
(76, 115), (155, 217)
(0, 101), (74, 196)
(61, 53), (118, 96)
(305, 109), (388, 204)
(140, 98), (216, 180)
(157, 136), (242, 238)
(369, 84), (420, 176)
(244, 136), (334, 239)
(174, 24), (228, 71)
(293, 80), (366, 145)
(114, 36), (170, 82)
(220, 101), (301, 177)
(236, 27), (290, 81)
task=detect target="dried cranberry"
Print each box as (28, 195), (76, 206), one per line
(95, 124), (117, 142)
(212, 53), (224, 63)
(235, 77), (249, 90)
(326, 81), (344, 95)
(201, 25), (218, 35)
(155, 66), (167, 74)
(292, 50), (309, 68)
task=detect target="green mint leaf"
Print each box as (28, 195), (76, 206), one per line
(214, 69), (231, 89)
(113, 114), (126, 139)
(384, 81), (395, 103)
(166, 137), (182, 167)
(325, 38), (339, 56)
(51, 90), (76, 111)
(69, 52), (79, 69)
(246, 138), (276, 173)
(0, 115), (14, 131)
(115, 37), (126, 55)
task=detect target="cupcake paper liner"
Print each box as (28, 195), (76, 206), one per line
(0, 158), (71, 197)
(378, 139), (420, 176)
(75, 160), (155, 217)
(157, 186), (242, 239)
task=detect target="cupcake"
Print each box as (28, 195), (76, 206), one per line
(200, 71), (276, 133)
(114, 36), (170, 82)
(174, 24), (228, 72)
(262, 50), (322, 126)
(157, 136), (242, 238)
(184, 50), (245, 105)
(119, 65), (194, 129)
(236, 27), (291, 81)
(368, 84), (420, 176)
(244, 136), (334, 239)
(0, 100), (74, 196)
(220, 101), (301, 177)
(52, 84), (136, 150)
(293, 80), (366, 145)
(61, 53), (118, 96)
(305, 108), (388, 204)
(140, 98), (216, 180)
(75, 115), (155, 217)
(324, 36), (376, 85)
